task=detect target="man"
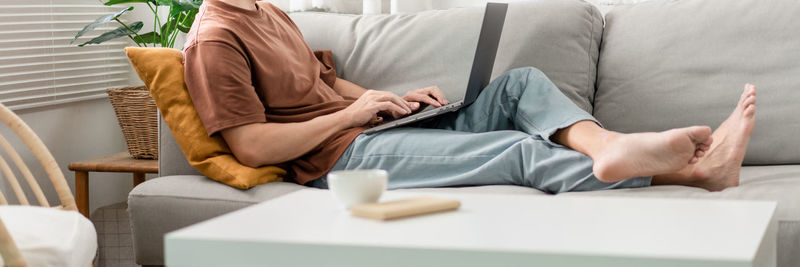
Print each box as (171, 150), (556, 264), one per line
(184, 0), (756, 193)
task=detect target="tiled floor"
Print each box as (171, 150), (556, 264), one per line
(90, 202), (138, 267)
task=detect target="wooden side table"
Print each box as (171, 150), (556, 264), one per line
(68, 152), (158, 217)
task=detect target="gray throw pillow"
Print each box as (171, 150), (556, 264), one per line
(594, 0), (800, 164)
(291, 0), (604, 113)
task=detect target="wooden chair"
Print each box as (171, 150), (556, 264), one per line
(0, 102), (94, 266)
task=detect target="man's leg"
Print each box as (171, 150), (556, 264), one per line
(552, 84), (756, 191)
(307, 67), (646, 193)
(421, 67), (597, 138)
(311, 68), (754, 192)
(421, 67), (754, 191)
(308, 129), (649, 194)
(421, 67), (708, 183)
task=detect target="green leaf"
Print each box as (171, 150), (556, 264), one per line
(179, 9), (198, 32)
(163, 6), (183, 34)
(160, 18), (176, 37)
(174, 0), (202, 10)
(104, 0), (154, 6)
(78, 21), (144, 47)
(132, 32), (161, 44)
(71, 7), (134, 44)
(177, 23), (191, 33)
(156, 0), (201, 9)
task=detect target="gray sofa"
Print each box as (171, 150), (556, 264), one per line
(128, 0), (800, 266)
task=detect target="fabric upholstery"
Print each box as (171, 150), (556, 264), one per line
(127, 175), (544, 264)
(558, 165), (800, 266)
(291, 0), (604, 113)
(594, 0), (800, 164)
(125, 47), (286, 189)
(128, 175), (305, 265)
(0, 206), (97, 267)
(558, 165), (800, 224)
(130, 166), (800, 266)
(779, 221), (800, 267)
(158, 114), (201, 177)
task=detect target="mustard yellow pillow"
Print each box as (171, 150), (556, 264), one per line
(125, 47), (285, 189)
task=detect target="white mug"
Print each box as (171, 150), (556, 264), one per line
(327, 169), (388, 208)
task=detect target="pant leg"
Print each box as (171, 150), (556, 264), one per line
(308, 128), (650, 194)
(307, 67), (652, 193)
(422, 67), (595, 147)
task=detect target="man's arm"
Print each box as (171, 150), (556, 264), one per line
(222, 90), (414, 168)
(221, 111), (349, 167)
(333, 77), (367, 100)
(223, 77), (452, 168)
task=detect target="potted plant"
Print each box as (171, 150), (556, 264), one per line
(71, 0), (202, 159)
(72, 0), (201, 48)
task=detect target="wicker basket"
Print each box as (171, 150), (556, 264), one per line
(107, 86), (158, 159)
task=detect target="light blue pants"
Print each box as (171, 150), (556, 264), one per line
(309, 67), (651, 193)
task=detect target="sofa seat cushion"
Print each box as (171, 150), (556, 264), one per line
(557, 165), (800, 267)
(132, 167), (797, 265)
(129, 175), (306, 205)
(557, 165), (800, 222)
(127, 175), (305, 265)
(128, 175), (546, 264)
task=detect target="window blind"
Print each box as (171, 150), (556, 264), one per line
(0, 0), (133, 110)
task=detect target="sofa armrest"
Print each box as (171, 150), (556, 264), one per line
(158, 112), (202, 177)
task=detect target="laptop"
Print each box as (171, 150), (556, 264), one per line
(363, 2), (508, 135)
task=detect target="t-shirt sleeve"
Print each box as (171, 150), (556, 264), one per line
(184, 41), (267, 136)
(314, 50), (337, 89)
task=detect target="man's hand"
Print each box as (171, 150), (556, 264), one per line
(341, 90), (414, 127)
(403, 86), (450, 110)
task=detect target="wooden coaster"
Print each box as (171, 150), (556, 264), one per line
(349, 196), (460, 221)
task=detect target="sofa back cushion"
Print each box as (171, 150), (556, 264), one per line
(291, 0), (604, 112)
(594, 0), (800, 164)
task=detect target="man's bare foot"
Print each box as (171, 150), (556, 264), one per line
(684, 84), (757, 191)
(592, 126), (712, 183)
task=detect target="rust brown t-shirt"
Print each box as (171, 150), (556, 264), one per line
(183, 0), (362, 184)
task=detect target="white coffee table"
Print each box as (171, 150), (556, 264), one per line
(165, 190), (777, 267)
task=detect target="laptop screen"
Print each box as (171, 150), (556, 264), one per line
(463, 2), (508, 105)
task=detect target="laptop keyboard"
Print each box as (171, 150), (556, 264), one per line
(364, 101), (464, 134)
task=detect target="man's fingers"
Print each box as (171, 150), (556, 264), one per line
(406, 93), (441, 107)
(376, 102), (409, 118)
(376, 93), (412, 114)
(408, 101), (421, 111)
(391, 95), (414, 113)
(427, 86), (449, 105)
